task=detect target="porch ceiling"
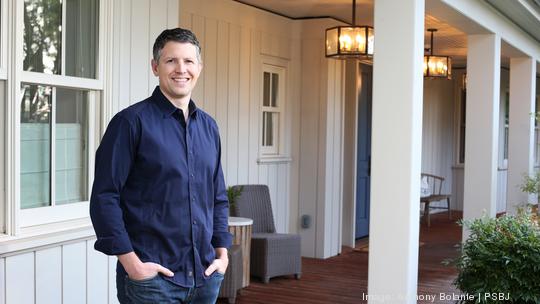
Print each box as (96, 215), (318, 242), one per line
(234, 0), (469, 66)
(233, 0), (540, 68)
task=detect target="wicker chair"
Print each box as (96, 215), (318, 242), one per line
(231, 184), (301, 283)
(218, 244), (243, 304)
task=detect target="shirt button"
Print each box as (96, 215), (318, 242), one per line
(188, 271), (193, 277)
(192, 197), (195, 201)
(193, 220), (197, 225)
(190, 173), (194, 177)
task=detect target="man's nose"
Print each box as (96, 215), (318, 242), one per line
(176, 62), (187, 73)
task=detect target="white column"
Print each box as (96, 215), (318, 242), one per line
(368, 0), (424, 302)
(507, 58), (536, 213)
(463, 34), (501, 239)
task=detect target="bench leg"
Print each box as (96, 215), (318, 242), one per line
(424, 202), (430, 227)
(447, 197), (451, 220)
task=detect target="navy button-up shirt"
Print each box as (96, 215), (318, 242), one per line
(90, 87), (232, 288)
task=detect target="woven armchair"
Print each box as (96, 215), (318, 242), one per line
(231, 185), (301, 283)
(218, 244), (243, 304)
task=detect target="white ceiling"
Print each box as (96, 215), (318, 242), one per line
(234, 0), (468, 66)
(233, 0), (540, 68)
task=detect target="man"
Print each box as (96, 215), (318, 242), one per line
(90, 28), (232, 303)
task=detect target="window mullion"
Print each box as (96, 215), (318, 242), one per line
(50, 87), (57, 207)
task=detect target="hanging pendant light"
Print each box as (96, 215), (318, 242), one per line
(325, 0), (374, 59)
(423, 28), (452, 79)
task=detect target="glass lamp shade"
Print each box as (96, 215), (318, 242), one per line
(326, 26), (374, 59)
(423, 55), (452, 79)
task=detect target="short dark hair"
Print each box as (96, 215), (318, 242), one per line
(152, 28), (201, 63)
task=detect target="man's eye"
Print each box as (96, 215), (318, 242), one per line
(166, 59), (174, 63)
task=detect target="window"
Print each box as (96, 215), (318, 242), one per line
(16, 0), (100, 228)
(261, 64), (285, 155)
(23, 0), (99, 78)
(20, 85), (89, 209)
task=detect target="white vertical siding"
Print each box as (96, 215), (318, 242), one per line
(422, 78), (455, 210)
(87, 242), (108, 304)
(35, 247), (62, 304)
(0, 258), (5, 304)
(6, 252), (34, 304)
(180, 0), (301, 234)
(1, 238), (118, 304)
(62, 243), (87, 304)
(108, 256), (119, 304)
(299, 19), (345, 258)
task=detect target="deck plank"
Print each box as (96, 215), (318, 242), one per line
(219, 212), (462, 304)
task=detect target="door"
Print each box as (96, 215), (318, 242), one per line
(355, 63), (372, 239)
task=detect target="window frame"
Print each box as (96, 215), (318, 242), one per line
(260, 58), (287, 157)
(6, 0), (106, 233)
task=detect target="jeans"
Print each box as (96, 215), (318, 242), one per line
(117, 272), (224, 304)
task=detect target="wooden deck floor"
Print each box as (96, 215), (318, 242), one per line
(219, 212), (463, 304)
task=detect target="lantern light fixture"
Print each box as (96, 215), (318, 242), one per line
(423, 28), (452, 79)
(325, 0), (374, 59)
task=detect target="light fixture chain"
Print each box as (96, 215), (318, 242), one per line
(352, 0), (356, 26)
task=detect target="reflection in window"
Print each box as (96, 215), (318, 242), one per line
(23, 0), (62, 74)
(23, 0), (99, 78)
(20, 84), (89, 209)
(65, 0), (99, 78)
(20, 85), (52, 208)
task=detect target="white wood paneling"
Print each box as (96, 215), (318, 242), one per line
(298, 19), (345, 258)
(0, 258), (5, 304)
(130, 0), (151, 102)
(167, 0), (179, 28)
(203, 18), (218, 117)
(2, 238), (118, 304)
(226, 24), (241, 185)
(237, 27), (251, 185)
(35, 247), (61, 304)
(117, 0), (132, 111)
(108, 256), (119, 304)
(422, 78), (455, 210)
(6, 252), (34, 304)
(62, 242), (87, 304)
(87, 240), (108, 304)
(149, 0), (168, 91)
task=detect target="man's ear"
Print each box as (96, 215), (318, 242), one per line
(151, 59), (159, 76)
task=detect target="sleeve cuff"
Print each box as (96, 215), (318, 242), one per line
(211, 231), (233, 249)
(94, 235), (133, 255)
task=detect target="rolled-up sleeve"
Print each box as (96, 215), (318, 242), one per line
(90, 113), (137, 255)
(211, 136), (233, 249)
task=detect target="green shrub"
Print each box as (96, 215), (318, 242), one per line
(453, 213), (540, 303)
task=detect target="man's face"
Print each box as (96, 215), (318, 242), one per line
(151, 41), (202, 103)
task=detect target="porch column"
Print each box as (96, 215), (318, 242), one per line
(507, 58), (536, 213)
(463, 34), (501, 239)
(368, 0), (424, 302)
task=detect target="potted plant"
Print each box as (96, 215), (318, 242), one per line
(227, 186), (243, 216)
(450, 213), (540, 303)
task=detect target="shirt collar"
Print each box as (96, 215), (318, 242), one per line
(152, 86), (199, 118)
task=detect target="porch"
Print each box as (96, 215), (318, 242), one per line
(219, 212), (462, 304)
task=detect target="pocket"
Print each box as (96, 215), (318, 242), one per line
(126, 274), (159, 285)
(214, 271), (225, 278)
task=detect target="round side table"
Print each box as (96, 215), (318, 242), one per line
(228, 216), (253, 288)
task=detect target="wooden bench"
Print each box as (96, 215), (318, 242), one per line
(420, 173), (451, 227)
